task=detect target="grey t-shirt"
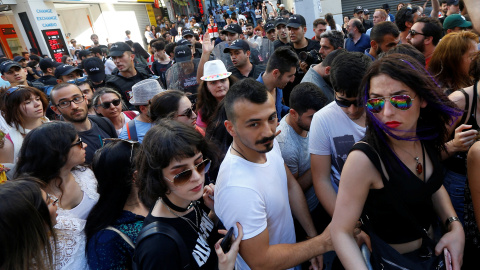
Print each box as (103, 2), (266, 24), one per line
(301, 65), (334, 103)
(276, 115), (319, 212)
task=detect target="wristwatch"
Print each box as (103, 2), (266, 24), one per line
(445, 216), (460, 228)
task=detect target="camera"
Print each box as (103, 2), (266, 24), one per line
(299, 50), (321, 66)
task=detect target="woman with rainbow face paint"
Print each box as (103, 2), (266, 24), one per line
(330, 54), (465, 270)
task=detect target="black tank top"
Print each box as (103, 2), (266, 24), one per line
(351, 141), (444, 244)
(444, 82), (480, 175)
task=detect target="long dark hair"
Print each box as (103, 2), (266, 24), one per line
(136, 119), (218, 207)
(133, 42), (150, 60)
(15, 121), (78, 187)
(85, 139), (140, 252)
(196, 75), (238, 126)
(0, 178), (56, 270)
(360, 54), (461, 155)
(148, 90), (185, 122)
(0, 86), (48, 132)
(325, 13), (337, 30)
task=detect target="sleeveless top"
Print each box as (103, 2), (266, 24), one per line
(444, 82), (480, 175)
(53, 168), (99, 270)
(351, 141), (444, 244)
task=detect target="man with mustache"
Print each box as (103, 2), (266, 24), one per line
(50, 83), (117, 164)
(215, 78), (331, 270)
(365, 21), (400, 61)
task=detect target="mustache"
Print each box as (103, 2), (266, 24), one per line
(255, 135), (276, 145)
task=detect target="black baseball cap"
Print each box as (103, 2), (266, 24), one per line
(354, 6), (364, 13)
(54, 64), (82, 79)
(447, 0), (459, 5)
(287, 15), (306, 28)
(177, 39), (192, 47)
(182, 29), (194, 37)
(382, 4), (390, 10)
(0, 60), (21, 74)
(78, 50), (93, 59)
(221, 24), (243, 34)
(264, 21), (275, 32)
(274, 17), (288, 27)
(82, 57), (106, 83)
(364, 8), (370, 15)
(13, 56), (26, 62)
(223, 39), (250, 53)
(174, 45), (192, 63)
(39, 58), (61, 71)
(108, 42), (133, 57)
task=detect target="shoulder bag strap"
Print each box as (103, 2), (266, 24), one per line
(104, 226), (135, 248)
(135, 221), (191, 269)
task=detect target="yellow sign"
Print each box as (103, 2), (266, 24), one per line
(146, 4), (157, 26)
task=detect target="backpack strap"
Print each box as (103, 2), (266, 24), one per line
(126, 120), (138, 141)
(88, 115), (118, 138)
(135, 221), (190, 269)
(104, 226), (135, 248)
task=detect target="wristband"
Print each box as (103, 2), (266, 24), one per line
(445, 216), (460, 228)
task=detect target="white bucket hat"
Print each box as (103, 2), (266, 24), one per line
(201, 60), (232, 81)
(130, 79), (165, 106)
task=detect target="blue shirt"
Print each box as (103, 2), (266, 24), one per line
(364, 48), (375, 61)
(119, 118), (153, 143)
(257, 72), (290, 120)
(345, 34), (371, 53)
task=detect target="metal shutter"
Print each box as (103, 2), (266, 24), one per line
(113, 4), (150, 47)
(341, 0), (427, 19)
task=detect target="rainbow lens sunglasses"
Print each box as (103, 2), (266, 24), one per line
(366, 94), (415, 114)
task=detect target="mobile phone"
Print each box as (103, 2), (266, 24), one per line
(220, 227), (234, 253)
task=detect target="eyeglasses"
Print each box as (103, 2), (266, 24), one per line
(66, 76), (88, 84)
(164, 159), (211, 186)
(366, 94), (415, 114)
(55, 95), (85, 109)
(97, 98), (121, 109)
(177, 106), (195, 118)
(408, 29), (425, 37)
(334, 96), (362, 108)
(102, 138), (139, 162)
(71, 137), (84, 148)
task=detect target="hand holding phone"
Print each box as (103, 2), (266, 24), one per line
(220, 227), (234, 253)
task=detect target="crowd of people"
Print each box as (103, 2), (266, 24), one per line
(1, 0), (480, 269)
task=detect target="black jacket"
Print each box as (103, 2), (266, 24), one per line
(35, 75), (58, 86)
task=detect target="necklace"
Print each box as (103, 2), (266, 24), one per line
(160, 198), (200, 233)
(161, 195), (195, 212)
(231, 145), (249, 161)
(393, 141), (424, 175)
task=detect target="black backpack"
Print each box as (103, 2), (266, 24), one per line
(133, 221), (191, 270)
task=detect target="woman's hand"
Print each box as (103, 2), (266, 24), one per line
(434, 222), (464, 270)
(216, 222), (243, 270)
(203, 183), (215, 210)
(450, 124), (478, 152)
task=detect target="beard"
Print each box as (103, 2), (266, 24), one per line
(62, 108), (88, 123)
(347, 32), (354, 39)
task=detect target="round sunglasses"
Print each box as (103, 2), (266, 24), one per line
(366, 94), (415, 114)
(164, 159), (211, 186)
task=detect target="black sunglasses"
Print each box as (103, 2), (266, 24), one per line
(177, 106), (195, 118)
(71, 137), (84, 148)
(97, 98), (121, 109)
(408, 29), (426, 37)
(164, 159), (211, 186)
(334, 96), (362, 108)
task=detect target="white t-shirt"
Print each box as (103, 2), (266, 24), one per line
(308, 101), (366, 193)
(215, 140), (296, 270)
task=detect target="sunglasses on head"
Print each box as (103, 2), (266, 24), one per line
(97, 98), (121, 109)
(5, 85), (27, 96)
(334, 96), (362, 108)
(366, 94), (415, 114)
(164, 159), (211, 186)
(102, 138), (139, 162)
